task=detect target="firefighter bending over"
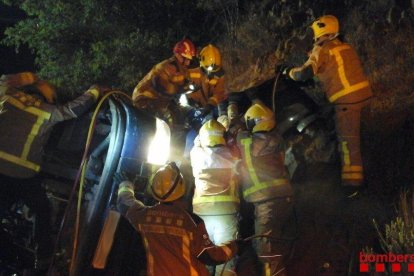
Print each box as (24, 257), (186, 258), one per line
(117, 162), (239, 276)
(0, 72), (106, 269)
(132, 39), (197, 161)
(132, 38), (196, 127)
(282, 15), (373, 197)
(236, 103), (294, 276)
(190, 119), (240, 275)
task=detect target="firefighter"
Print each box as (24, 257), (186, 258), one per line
(236, 103), (293, 276)
(187, 44), (228, 123)
(132, 38), (197, 126)
(184, 44), (229, 159)
(117, 162), (239, 276)
(283, 15), (373, 196)
(0, 72), (105, 269)
(132, 38), (197, 163)
(190, 119), (240, 275)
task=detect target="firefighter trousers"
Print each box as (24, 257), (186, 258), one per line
(253, 197), (293, 276)
(334, 99), (371, 187)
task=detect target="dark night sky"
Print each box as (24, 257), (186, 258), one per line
(0, 3), (35, 75)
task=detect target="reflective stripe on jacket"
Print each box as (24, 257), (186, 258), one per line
(187, 68), (227, 108)
(290, 38), (373, 104)
(236, 130), (293, 202)
(0, 87), (97, 178)
(190, 141), (239, 215)
(132, 57), (190, 110)
(117, 187), (238, 276)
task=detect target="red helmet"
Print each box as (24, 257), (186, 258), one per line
(173, 39), (196, 60)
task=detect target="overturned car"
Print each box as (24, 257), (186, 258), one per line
(1, 76), (338, 275)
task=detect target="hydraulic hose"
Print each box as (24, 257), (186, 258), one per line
(48, 90), (131, 275)
(272, 71), (282, 114)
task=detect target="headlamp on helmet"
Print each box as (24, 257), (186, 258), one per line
(199, 44), (222, 73)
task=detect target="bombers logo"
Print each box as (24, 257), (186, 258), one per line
(359, 252), (414, 273)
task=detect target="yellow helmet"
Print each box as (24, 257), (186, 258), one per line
(199, 119), (226, 147)
(311, 15), (339, 41)
(244, 103), (275, 133)
(199, 44), (222, 73)
(151, 162), (185, 202)
(35, 80), (56, 104)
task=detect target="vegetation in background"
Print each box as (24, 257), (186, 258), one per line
(375, 191), (414, 254)
(366, 191), (414, 274)
(2, 0), (413, 100)
(0, 0), (227, 96)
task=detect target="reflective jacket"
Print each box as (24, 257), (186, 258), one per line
(190, 138), (239, 216)
(187, 68), (227, 109)
(289, 38), (373, 104)
(236, 129), (293, 203)
(117, 185), (238, 276)
(0, 84), (98, 178)
(132, 56), (190, 111)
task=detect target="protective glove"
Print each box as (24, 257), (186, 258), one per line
(87, 84), (112, 101)
(227, 103), (239, 121)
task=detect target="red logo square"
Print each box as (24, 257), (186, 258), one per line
(391, 263), (401, 273)
(359, 263), (369, 272)
(376, 263), (385, 272)
(408, 263), (414, 272)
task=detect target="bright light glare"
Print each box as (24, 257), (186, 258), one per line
(179, 94), (189, 106)
(147, 118), (171, 165)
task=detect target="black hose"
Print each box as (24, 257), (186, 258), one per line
(272, 71), (282, 114)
